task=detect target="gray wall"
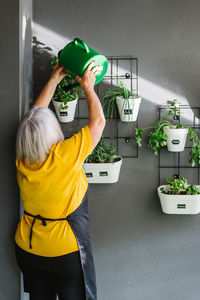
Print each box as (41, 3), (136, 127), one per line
(0, 1), (20, 299)
(0, 0), (32, 299)
(32, 1), (200, 300)
(19, 1), (33, 299)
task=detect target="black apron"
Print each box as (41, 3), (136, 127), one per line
(24, 188), (97, 300)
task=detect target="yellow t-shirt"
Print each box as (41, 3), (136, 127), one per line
(15, 125), (93, 257)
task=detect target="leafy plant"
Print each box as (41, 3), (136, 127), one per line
(167, 99), (183, 119)
(51, 56), (80, 110)
(135, 118), (200, 166)
(188, 127), (200, 167)
(185, 184), (200, 195)
(135, 120), (187, 156)
(85, 137), (118, 163)
(160, 176), (200, 195)
(101, 81), (137, 119)
(161, 176), (188, 194)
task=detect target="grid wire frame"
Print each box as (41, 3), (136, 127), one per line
(75, 56), (139, 158)
(158, 105), (200, 185)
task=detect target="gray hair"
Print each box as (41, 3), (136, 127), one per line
(16, 106), (64, 165)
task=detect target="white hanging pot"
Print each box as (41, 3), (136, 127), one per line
(158, 185), (200, 215)
(116, 97), (141, 122)
(83, 156), (122, 184)
(163, 126), (188, 152)
(52, 98), (78, 123)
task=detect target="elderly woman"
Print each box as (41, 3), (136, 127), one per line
(14, 61), (105, 300)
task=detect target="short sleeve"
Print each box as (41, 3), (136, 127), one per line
(55, 125), (93, 170)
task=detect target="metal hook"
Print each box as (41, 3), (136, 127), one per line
(125, 137), (130, 143)
(125, 73), (130, 78)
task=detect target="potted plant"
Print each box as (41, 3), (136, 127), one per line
(135, 119), (200, 167)
(83, 137), (122, 183)
(135, 119), (189, 152)
(101, 81), (141, 122)
(51, 56), (80, 123)
(158, 176), (200, 214)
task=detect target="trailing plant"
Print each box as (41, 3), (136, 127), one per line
(160, 176), (200, 195)
(85, 137), (118, 163)
(135, 119), (200, 166)
(101, 81), (137, 119)
(135, 120), (187, 156)
(51, 56), (80, 110)
(188, 127), (200, 167)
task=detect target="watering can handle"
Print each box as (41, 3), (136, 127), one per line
(74, 38), (90, 53)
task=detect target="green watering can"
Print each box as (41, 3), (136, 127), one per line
(58, 37), (108, 91)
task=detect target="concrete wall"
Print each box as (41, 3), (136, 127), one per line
(0, 0), (32, 299)
(19, 1), (33, 299)
(32, 1), (200, 299)
(19, 0), (33, 120)
(0, 1), (20, 299)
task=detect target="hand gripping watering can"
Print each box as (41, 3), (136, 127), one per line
(58, 37), (108, 90)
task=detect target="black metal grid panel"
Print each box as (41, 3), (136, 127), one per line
(158, 105), (200, 185)
(75, 56), (139, 158)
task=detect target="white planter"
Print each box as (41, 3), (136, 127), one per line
(163, 126), (188, 152)
(158, 185), (200, 215)
(52, 98), (78, 123)
(83, 156), (122, 184)
(116, 97), (141, 122)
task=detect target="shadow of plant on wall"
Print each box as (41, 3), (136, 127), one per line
(32, 36), (54, 102)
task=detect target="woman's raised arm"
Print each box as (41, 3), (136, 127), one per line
(76, 61), (106, 149)
(34, 64), (68, 108)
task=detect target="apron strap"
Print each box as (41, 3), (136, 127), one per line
(24, 210), (67, 249)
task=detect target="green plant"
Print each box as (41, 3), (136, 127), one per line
(188, 127), (200, 167)
(135, 120), (186, 156)
(101, 81), (137, 119)
(51, 56), (80, 110)
(85, 137), (118, 163)
(167, 99), (183, 119)
(185, 184), (200, 195)
(161, 176), (188, 194)
(135, 118), (200, 166)
(160, 176), (200, 195)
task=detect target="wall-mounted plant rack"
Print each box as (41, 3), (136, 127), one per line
(158, 104), (200, 185)
(75, 56), (139, 158)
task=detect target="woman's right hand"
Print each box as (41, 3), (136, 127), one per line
(75, 61), (101, 92)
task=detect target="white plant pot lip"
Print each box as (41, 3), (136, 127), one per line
(84, 156), (122, 165)
(158, 184), (200, 197)
(116, 96), (141, 101)
(163, 126), (188, 132)
(52, 97), (78, 103)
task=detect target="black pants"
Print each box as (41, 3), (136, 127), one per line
(15, 243), (86, 300)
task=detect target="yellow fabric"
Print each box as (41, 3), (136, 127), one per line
(15, 125), (93, 257)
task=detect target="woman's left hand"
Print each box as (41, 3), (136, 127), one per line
(50, 63), (68, 85)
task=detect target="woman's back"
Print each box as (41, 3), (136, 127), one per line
(15, 126), (93, 257)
